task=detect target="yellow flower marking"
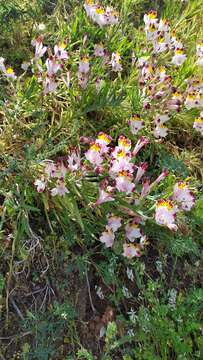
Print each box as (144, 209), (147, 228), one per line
(131, 115), (141, 122)
(117, 150), (127, 158)
(118, 137), (131, 148)
(195, 117), (203, 123)
(82, 56), (89, 63)
(157, 200), (173, 210)
(175, 49), (184, 55)
(6, 67), (14, 74)
(90, 143), (101, 152)
(97, 133), (111, 144)
(178, 182), (187, 190)
(95, 8), (105, 15)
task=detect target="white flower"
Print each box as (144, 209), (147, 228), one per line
(184, 92), (199, 109)
(193, 112), (203, 135)
(51, 181), (69, 196)
(99, 228), (115, 248)
(94, 44), (105, 57)
(67, 151), (81, 172)
(154, 125), (168, 138)
(78, 57), (90, 74)
(43, 76), (58, 94)
(21, 62), (30, 71)
(34, 178), (46, 192)
(45, 57), (61, 76)
(96, 188), (114, 205)
(123, 244), (141, 258)
(129, 115), (145, 135)
(4, 67), (17, 80)
(173, 182), (195, 211)
(196, 57), (203, 66)
(144, 10), (158, 26)
(0, 57), (6, 72)
(111, 52), (122, 72)
(196, 41), (203, 57)
(155, 200), (178, 231)
(38, 23), (46, 31)
(171, 49), (186, 66)
(126, 267), (134, 281)
(107, 215), (122, 232)
(154, 114), (170, 125)
(85, 143), (103, 166)
(125, 223), (142, 242)
(115, 171), (135, 194)
(54, 43), (69, 60)
(32, 37), (47, 60)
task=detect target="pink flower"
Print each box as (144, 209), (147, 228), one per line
(67, 151), (81, 172)
(44, 162), (56, 178)
(85, 143), (103, 166)
(78, 57), (90, 74)
(111, 52), (122, 72)
(173, 182), (195, 211)
(171, 49), (186, 66)
(123, 244), (141, 259)
(96, 188), (114, 205)
(152, 169), (169, 185)
(34, 178), (46, 192)
(78, 72), (89, 88)
(133, 137), (149, 156)
(94, 44), (105, 57)
(55, 162), (67, 180)
(141, 178), (151, 197)
(51, 180), (69, 196)
(110, 156), (134, 177)
(117, 136), (131, 152)
(155, 200), (178, 231)
(43, 76), (58, 94)
(115, 171), (135, 194)
(107, 215), (122, 232)
(129, 114), (145, 135)
(135, 163), (148, 184)
(45, 57), (61, 76)
(100, 228), (115, 248)
(54, 43), (69, 60)
(32, 37), (47, 60)
(193, 112), (203, 135)
(154, 114), (170, 125)
(154, 125), (168, 138)
(96, 132), (112, 146)
(95, 132), (112, 153)
(125, 222), (142, 242)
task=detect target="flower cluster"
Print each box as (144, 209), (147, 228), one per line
(184, 78), (203, 110)
(100, 213), (148, 259)
(85, 134), (151, 196)
(155, 181), (195, 231)
(34, 150), (82, 196)
(30, 36), (69, 94)
(84, 1), (118, 26)
(136, 60), (179, 137)
(34, 131), (196, 258)
(144, 10), (186, 66)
